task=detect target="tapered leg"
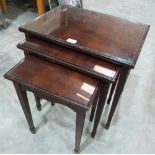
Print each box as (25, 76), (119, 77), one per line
(13, 82), (36, 134)
(105, 67), (130, 129)
(74, 111), (86, 153)
(90, 88), (100, 122)
(107, 75), (119, 104)
(91, 82), (110, 138)
(34, 94), (41, 111)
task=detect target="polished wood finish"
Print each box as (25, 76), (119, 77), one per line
(18, 4), (149, 130)
(4, 55), (101, 152)
(19, 5), (149, 68)
(18, 5), (149, 132)
(4, 56), (99, 109)
(18, 37), (120, 130)
(5, 4), (149, 144)
(3, 4), (150, 152)
(17, 37), (119, 83)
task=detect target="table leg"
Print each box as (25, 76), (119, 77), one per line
(89, 88), (100, 122)
(105, 67), (130, 129)
(107, 75), (119, 104)
(13, 82), (36, 134)
(34, 94), (41, 111)
(74, 111), (86, 153)
(91, 82), (110, 138)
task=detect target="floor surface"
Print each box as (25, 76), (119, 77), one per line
(0, 0), (155, 153)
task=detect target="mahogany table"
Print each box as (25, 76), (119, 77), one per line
(17, 37), (119, 83)
(4, 55), (101, 152)
(19, 5), (149, 131)
(17, 37), (120, 137)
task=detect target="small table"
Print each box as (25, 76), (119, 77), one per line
(19, 5), (150, 130)
(4, 55), (101, 153)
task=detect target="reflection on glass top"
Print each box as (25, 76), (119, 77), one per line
(21, 5), (149, 66)
(93, 65), (116, 77)
(76, 82), (96, 102)
(81, 82), (95, 95)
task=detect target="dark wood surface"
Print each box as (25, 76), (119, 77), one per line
(19, 5), (149, 68)
(17, 37), (119, 83)
(4, 55), (99, 109)
(4, 55), (104, 152)
(4, 4), (150, 151)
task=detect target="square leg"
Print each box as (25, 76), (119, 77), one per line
(105, 67), (130, 129)
(89, 88), (100, 122)
(74, 111), (86, 153)
(107, 75), (119, 104)
(13, 82), (36, 134)
(91, 82), (110, 138)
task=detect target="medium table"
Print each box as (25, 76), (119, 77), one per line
(17, 37), (120, 137)
(19, 5), (150, 130)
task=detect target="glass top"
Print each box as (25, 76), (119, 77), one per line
(20, 5), (149, 68)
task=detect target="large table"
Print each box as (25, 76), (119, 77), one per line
(19, 5), (149, 130)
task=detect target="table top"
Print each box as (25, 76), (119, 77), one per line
(19, 5), (149, 68)
(17, 37), (119, 83)
(4, 56), (99, 109)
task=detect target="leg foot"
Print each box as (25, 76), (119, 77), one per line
(36, 105), (42, 111)
(105, 123), (110, 130)
(51, 102), (55, 106)
(30, 127), (36, 134)
(74, 149), (80, 154)
(91, 131), (96, 138)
